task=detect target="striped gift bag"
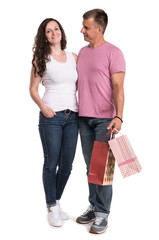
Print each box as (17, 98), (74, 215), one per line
(108, 134), (142, 178)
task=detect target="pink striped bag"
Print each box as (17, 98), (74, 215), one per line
(108, 133), (142, 178)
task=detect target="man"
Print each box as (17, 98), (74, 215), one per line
(76, 9), (126, 234)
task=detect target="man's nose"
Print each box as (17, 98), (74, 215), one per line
(81, 27), (85, 33)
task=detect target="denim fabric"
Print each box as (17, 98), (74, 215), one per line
(79, 117), (113, 217)
(39, 111), (78, 208)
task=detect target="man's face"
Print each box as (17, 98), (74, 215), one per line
(81, 18), (99, 43)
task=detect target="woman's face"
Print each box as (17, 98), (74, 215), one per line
(45, 21), (62, 45)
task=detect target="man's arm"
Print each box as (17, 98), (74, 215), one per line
(107, 72), (125, 133)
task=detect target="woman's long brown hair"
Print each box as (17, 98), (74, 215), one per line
(32, 18), (67, 77)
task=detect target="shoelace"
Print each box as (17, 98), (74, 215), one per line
(94, 217), (103, 225)
(82, 208), (92, 216)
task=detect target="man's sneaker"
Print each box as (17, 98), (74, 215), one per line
(90, 216), (108, 234)
(48, 205), (62, 227)
(56, 200), (69, 220)
(76, 206), (95, 224)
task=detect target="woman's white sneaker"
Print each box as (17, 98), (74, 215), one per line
(56, 200), (69, 220)
(48, 205), (62, 227)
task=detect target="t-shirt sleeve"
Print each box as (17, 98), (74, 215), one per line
(109, 48), (126, 74)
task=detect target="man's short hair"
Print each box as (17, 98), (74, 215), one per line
(83, 9), (108, 34)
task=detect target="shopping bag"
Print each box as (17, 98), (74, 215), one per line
(88, 129), (115, 186)
(108, 133), (142, 178)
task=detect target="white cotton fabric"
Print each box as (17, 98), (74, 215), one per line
(42, 51), (78, 112)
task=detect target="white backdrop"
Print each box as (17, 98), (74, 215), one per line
(0, 0), (159, 239)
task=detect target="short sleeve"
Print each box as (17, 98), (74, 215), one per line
(109, 48), (126, 74)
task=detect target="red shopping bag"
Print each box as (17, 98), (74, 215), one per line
(88, 129), (115, 186)
(108, 133), (142, 178)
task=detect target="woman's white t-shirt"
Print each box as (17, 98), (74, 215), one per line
(42, 51), (78, 112)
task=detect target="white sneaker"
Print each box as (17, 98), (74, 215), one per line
(56, 200), (69, 220)
(48, 205), (62, 227)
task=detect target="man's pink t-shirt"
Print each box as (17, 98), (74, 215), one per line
(77, 41), (126, 118)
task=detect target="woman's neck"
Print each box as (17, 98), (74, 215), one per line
(50, 45), (63, 56)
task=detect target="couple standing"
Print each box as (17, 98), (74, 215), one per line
(30, 8), (126, 234)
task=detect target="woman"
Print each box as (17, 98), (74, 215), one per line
(29, 18), (78, 227)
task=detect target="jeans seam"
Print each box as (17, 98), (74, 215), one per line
(39, 125), (51, 205)
(40, 126), (49, 159)
(56, 173), (61, 200)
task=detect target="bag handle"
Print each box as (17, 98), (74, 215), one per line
(113, 128), (123, 135)
(100, 128), (114, 142)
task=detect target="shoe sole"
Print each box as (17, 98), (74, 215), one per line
(51, 224), (63, 227)
(49, 223), (63, 227)
(89, 226), (108, 234)
(76, 218), (95, 224)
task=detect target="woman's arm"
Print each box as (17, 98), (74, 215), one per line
(72, 52), (78, 63)
(29, 67), (56, 118)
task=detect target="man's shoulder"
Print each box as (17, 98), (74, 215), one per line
(80, 44), (89, 50)
(78, 45), (89, 54)
(105, 42), (123, 54)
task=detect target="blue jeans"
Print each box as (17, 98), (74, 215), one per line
(39, 111), (78, 208)
(79, 117), (113, 218)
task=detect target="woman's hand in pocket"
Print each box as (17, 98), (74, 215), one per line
(40, 104), (56, 118)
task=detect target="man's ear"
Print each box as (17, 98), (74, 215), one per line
(98, 25), (104, 34)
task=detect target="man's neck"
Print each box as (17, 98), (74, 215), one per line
(89, 38), (106, 48)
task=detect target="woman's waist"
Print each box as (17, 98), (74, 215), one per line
(43, 92), (77, 100)
(44, 87), (76, 93)
(44, 90), (76, 94)
(43, 92), (77, 103)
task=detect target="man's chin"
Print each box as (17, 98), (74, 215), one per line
(84, 37), (89, 42)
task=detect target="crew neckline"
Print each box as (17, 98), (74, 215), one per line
(87, 41), (108, 49)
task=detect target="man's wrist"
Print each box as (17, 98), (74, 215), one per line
(113, 115), (123, 123)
